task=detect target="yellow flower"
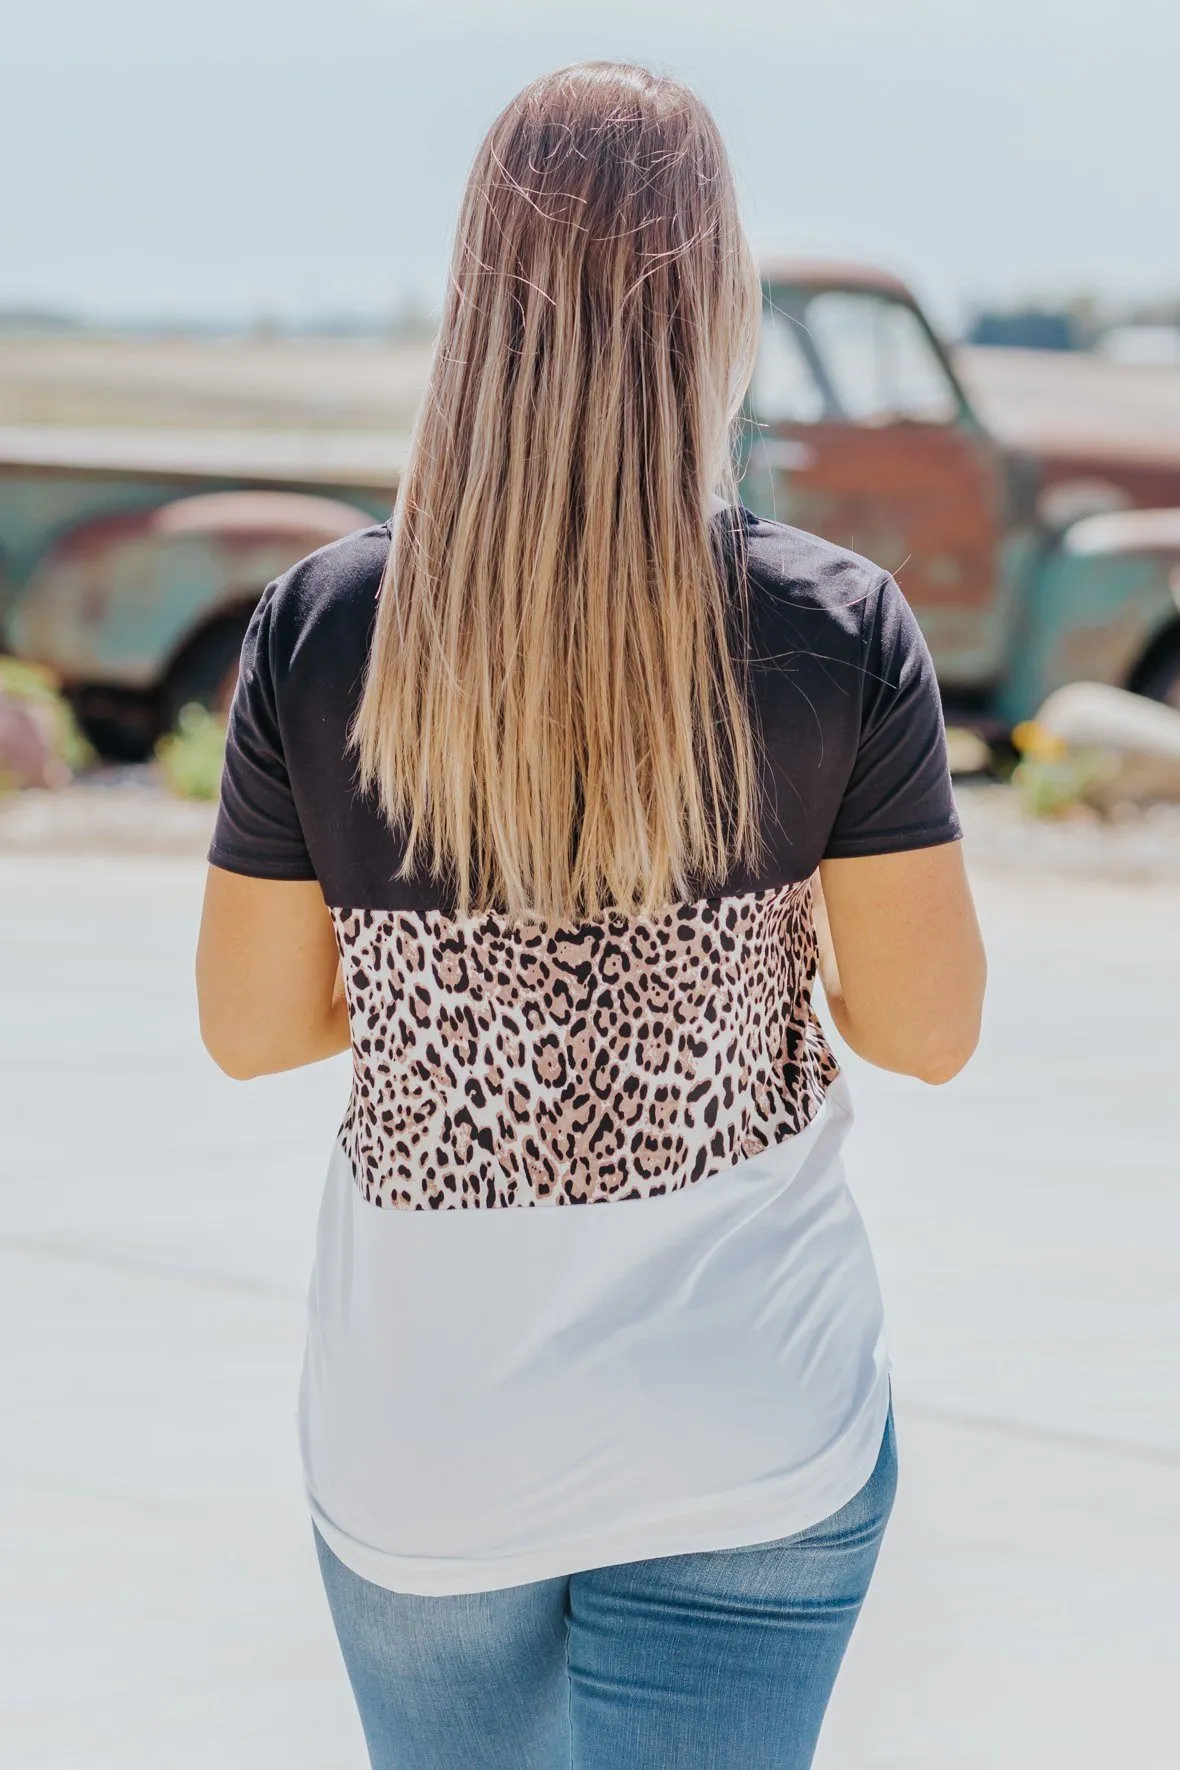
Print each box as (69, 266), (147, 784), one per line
(1011, 720), (1069, 762)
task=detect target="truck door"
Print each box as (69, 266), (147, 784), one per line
(742, 282), (1007, 689)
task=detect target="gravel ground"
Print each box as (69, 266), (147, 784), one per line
(955, 781), (1180, 886)
(4, 768), (1180, 887)
(0, 767), (217, 857)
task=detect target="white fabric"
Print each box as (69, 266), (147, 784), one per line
(300, 1076), (889, 1596)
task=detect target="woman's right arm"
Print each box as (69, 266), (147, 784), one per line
(814, 843), (985, 1085)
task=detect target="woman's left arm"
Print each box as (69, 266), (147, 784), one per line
(196, 866), (350, 1079)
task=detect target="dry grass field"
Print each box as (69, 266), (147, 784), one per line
(0, 334), (433, 433)
(2, 334), (1179, 457)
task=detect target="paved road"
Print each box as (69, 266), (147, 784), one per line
(1, 857), (1178, 1768)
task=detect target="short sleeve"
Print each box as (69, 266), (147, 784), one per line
(208, 586), (316, 880)
(824, 573), (962, 858)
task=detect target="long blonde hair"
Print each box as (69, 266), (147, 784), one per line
(353, 62), (762, 921)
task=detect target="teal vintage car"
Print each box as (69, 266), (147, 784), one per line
(0, 429), (400, 756)
(3, 264), (1180, 757)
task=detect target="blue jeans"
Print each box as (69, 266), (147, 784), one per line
(315, 1409), (896, 1770)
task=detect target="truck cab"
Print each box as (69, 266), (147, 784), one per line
(742, 263), (1180, 722)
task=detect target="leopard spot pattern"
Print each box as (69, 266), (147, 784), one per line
(331, 882), (839, 1210)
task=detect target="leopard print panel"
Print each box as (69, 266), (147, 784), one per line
(331, 882), (839, 1210)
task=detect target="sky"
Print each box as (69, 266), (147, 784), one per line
(5, 0), (1177, 331)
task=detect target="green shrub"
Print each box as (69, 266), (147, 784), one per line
(0, 658), (94, 784)
(156, 703), (226, 801)
(1011, 750), (1114, 818)
(1009, 718), (1116, 818)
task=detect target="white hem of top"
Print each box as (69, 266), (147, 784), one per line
(307, 1368), (891, 1597)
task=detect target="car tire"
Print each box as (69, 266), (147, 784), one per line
(1135, 635), (1180, 713)
(162, 615), (251, 731)
(68, 686), (162, 763)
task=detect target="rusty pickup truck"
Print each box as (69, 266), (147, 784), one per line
(744, 263), (1180, 724)
(3, 262), (1180, 757)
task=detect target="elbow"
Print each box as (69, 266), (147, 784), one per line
(209, 1049), (266, 1082)
(913, 1049), (973, 1086)
(830, 996), (983, 1086)
(204, 1043), (266, 1082)
(909, 1021), (982, 1086)
(199, 1013), (268, 1081)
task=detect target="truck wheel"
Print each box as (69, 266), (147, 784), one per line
(69, 686), (162, 763)
(1136, 636), (1180, 712)
(162, 615), (251, 731)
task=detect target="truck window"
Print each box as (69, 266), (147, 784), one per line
(751, 306), (827, 425)
(805, 292), (959, 426)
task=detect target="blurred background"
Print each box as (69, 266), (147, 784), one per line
(2, 3), (1178, 1767)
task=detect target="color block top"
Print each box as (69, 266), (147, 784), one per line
(210, 509), (958, 1593)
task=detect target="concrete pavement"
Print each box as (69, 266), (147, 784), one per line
(1, 856), (1178, 1767)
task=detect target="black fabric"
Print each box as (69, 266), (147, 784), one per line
(209, 511), (961, 909)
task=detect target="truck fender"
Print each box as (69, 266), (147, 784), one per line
(8, 489), (378, 691)
(996, 507), (1180, 724)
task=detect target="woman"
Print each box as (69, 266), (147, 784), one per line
(197, 62), (985, 1770)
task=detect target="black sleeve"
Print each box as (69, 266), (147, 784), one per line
(824, 573), (961, 859)
(208, 584), (317, 881)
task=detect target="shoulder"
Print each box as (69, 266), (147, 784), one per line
(739, 510), (888, 651)
(741, 514), (933, 699)
(259, 521), (391, 676)
(734, 511), (896, 719)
